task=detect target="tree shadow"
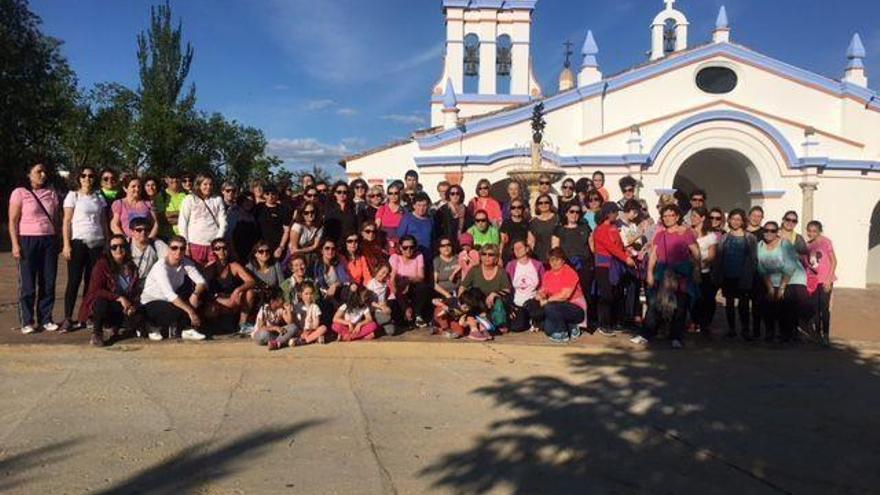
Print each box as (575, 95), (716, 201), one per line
(96, 420), (325, 495)
(0, 438), (83, 492)
(421, 344), (880, 494)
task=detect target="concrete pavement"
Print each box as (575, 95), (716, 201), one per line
(1, 339), (879, 494)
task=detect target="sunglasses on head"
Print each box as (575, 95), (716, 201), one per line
(169, 245), (185, 251)
(110, 244), (126, 251)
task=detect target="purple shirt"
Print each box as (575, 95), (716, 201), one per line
(653, 228), (697, 265)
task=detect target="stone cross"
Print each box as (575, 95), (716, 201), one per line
(665, 0), (675, 9)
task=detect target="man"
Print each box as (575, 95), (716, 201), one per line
(140, 235), (207, 341)
(402, 169), (427, 210)
(616, 176), (638, 211)
(162, 174), (188, 239)
(220, 181), (238, 211)
(617, 199), (646, 327)
(290, 174), (315, 211)
(502, 181), (528, 220)
(254, 184), (292, 259)
(433, 181), (450, 212)
(683, 189), (707, 218)
(315, 181), (329, 206)
(129, 217), (168, 291)
(592, 170), (609, 202)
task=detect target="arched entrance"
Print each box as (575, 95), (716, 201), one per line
(868, 200), (880, 286)
(672, 148), (757, 212)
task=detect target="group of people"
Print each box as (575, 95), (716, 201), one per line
(9, 163), (837, 349)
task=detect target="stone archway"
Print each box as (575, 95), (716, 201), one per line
(868, 200), (880, 286)
(673, 148), (757, 211)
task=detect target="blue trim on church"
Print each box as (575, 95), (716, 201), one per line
(415, 42), (880, 150)
(430, 94), (532, 104)
(442, 0), (538, 10)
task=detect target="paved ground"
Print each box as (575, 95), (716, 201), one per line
(2, 253), (880, 494)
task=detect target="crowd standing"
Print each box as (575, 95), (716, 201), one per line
(9, 163), (837, 349)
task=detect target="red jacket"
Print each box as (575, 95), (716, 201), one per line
(78, 258), (141, 322)
(593, 222), (629, 264)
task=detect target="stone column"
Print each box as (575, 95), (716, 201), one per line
(800, 182), (818, 226)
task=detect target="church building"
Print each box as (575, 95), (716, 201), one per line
(342, 0), (880, 289)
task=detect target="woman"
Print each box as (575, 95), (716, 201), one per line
(324, 181), (358, 245)
(502, 181), (528, 220)
(351, 178), (369, 214)
(246, 241), (286, 290)
(202, 238), (257, 333)
(344, 233), (372, 285)
(529, 193), (558, 263)
(376, 183), (405, 247)
(60, 166), (109, 332)
(506, 240), (545, 332)
(467, 209), (501, 251)
(143, 176), (172, 240)
(434, 184), (472, 250)
(632, 205), (701, 349)
(805, 220), (836, 345)
(359, 185), (384, 228)
(111, 176), (159, 239)
(231, 192), (259, 263)
(359, 222), (387, 277)
(78, 235), (143, 346)
(528, 247), (587, 343)
(690, 207), (718, 335)
(593, 203), (637, 336)
(552, 202), (593, 306)
(460, 243), (511, 333)
(746, 205), (766, 339)
(388, 234), (432, 328)
(708, 208), (726, 237)
(757, 221), (809, 343)
(582, 190), (603, 231)
(499, 199), (530, 264)
(780, 210), (809, 256)
(288, 202), (324, 266)
(9, 163), (62, 334)
(712, 209), (758, 340)
(433, 236), (461, 300)
(178, 174), (227, 266)
(280, 255), (314, 305)
(397, 192), (434, 257)
(467, 179), (502, 226)
(556, 178), (578, 222)
(312, 239), (352, 326)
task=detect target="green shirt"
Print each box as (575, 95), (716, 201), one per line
(467, 225), (501, 248)
(162, 190), (187, 236)
(461, 265), (510, 296)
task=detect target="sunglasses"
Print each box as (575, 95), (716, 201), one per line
(303, 210), (316, 216)
(388, 192), (400, 196)
(475, 218), (489, 223)
(568, 210), (581, 215)
(588, 198), (601, 203)
(257, 248), (270, 254)
(784, 217), (798, 223)
(623, 188), (635, 193)
(362, 229), (375, 234)
(478, 186), (489, 190)
(169, 245), (186, 251)
(323, 246), (336, 251)
(212, 245), (228, 252)
(400, 245), (416, 251)
(539, 181), (551, 186)
(449, 191), (462, 196)
(691, 197), (705, 202)
(710, 216), (723, 221)
(481, 252), (498, 257)
(223, 188), (235, 193)
(368, 194), (382, 198)
(439, 243), (452, 248)
(304, 193), (316, 198)
(764, 229), (778, 234)
(354, 185), (366, 190)
(562, 185), (573, 190)
(80, 173), (95, 179)
(537, 201), (551, 206)
(102, 176), (114, 182)
(182, 178), (192, 183)
(335, 190), (348, 195)
(132, 227), (146, 233)
(510, 205), (524, 210)
(109, 244), (126, 251)
(346, 239), (359, 244)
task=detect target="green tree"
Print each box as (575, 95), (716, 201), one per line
(0, 0), (77, 185)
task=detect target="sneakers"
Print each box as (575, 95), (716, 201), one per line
(59, 319), (74, 333)
(267, 340), (281, 351)
(238, 322), (255, 335)
(148, 331), (164, 341)
(20, 325), (37, 335)
(570, 326), (582, 341)
(181, 329), (207, 341)
(548, 333), (570, 344)
(415, 316), (428, 328)
(597, 328), (616, 337)
(467, 329), (492, 341)
(671, 339), (684, 349)
(42, 322), (59, 332)
(630, 335), (648, 345)
(442, 330), (460, 339)
(90, 334), (105, 347)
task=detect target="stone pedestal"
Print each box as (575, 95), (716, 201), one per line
(800, 182), (818, 226)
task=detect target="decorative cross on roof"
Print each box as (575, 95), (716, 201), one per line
(563, 40), (573, 68)
(665, 0), (676, 9)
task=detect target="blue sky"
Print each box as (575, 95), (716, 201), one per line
(31, 0), (880, 175)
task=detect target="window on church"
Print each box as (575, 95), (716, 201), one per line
(496, 35), (512, 95)
(696, 67), (738, 94)
(463, 34), (480, 94)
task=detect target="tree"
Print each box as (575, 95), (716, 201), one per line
(136, 0), (196, 175)
(0, 0), (78, 188)
(288, 165), (338, 193)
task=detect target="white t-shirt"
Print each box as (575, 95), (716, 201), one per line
(294, 302), (322, 331)
(178, 195), (227, 245)
(366, 278), (388, 304)
(140, 258), (207, 304)
(63, 191), (106, 246)
(512, 260), (540, 306)
(338, 304), (369, 324)
(696, 233), (719, 273)
(291, 223), (323, 249)
(131, 239), (169, 281)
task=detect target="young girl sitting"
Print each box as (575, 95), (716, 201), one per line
(253, 288), (298, 349)
(332, 286), (379, 342)
(433, 287), (493, 341)
(366, 262), (395, 337)
(282, 281), (327, 349)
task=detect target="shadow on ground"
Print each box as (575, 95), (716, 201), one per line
(95, 420), (325, 495)
(421, 344), (880, 494)
(0, 439), (83, 492)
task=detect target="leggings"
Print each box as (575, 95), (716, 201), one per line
(64, 240), (103, 321)
(722, 278), (750, 336)
(91, 298), (144, 337)
(332, 321), (378, 341)
(815, 285), (832, 338)
(750, 278), (766, 338)
(694, 276), (717, 330)
(595, 266), (619, 329)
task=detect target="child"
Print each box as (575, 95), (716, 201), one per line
(436, 287), (493, 342)
(279, 281), (327, 350)
(332, 286), (379, 342)
(458, 233), (480, 279)
(253, 288), (299, 348)
(366, 262), (396, 337)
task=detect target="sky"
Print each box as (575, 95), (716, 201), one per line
(30, 0), (880, 175)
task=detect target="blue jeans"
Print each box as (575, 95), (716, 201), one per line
(18, 235), (58, 326)
(541, 302), (584, 337)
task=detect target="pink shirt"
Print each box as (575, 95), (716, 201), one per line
(112, 199), (154, 237)
(653, 228), (697, 265)
(9, 187), (59, 236)
(390, 253), (424, 280)
(458, 249), (480, 278)
(806, 237), (836, 287)
(376, 204), (404, 231)
(542, 265), (586, 311)
(468, 197), (503, 224)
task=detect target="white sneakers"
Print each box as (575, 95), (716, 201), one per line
(42, 322), (59, 332)
(148, 331), (164, 341)
(630, 336), (648, 345)
(181, 329), (206, 341)
(20, 325), (36, 335)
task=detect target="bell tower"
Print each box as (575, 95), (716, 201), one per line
(432, 0), (542, 126)
(650, 0), (689, 61)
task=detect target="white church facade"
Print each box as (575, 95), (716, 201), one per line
(343, 0), (880, 289)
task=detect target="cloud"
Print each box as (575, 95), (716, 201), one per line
(267, 137), (364, 165)
(381, 114), (427, 125)
(336, 107), (358, 116)
(304, 99), (337, 111)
